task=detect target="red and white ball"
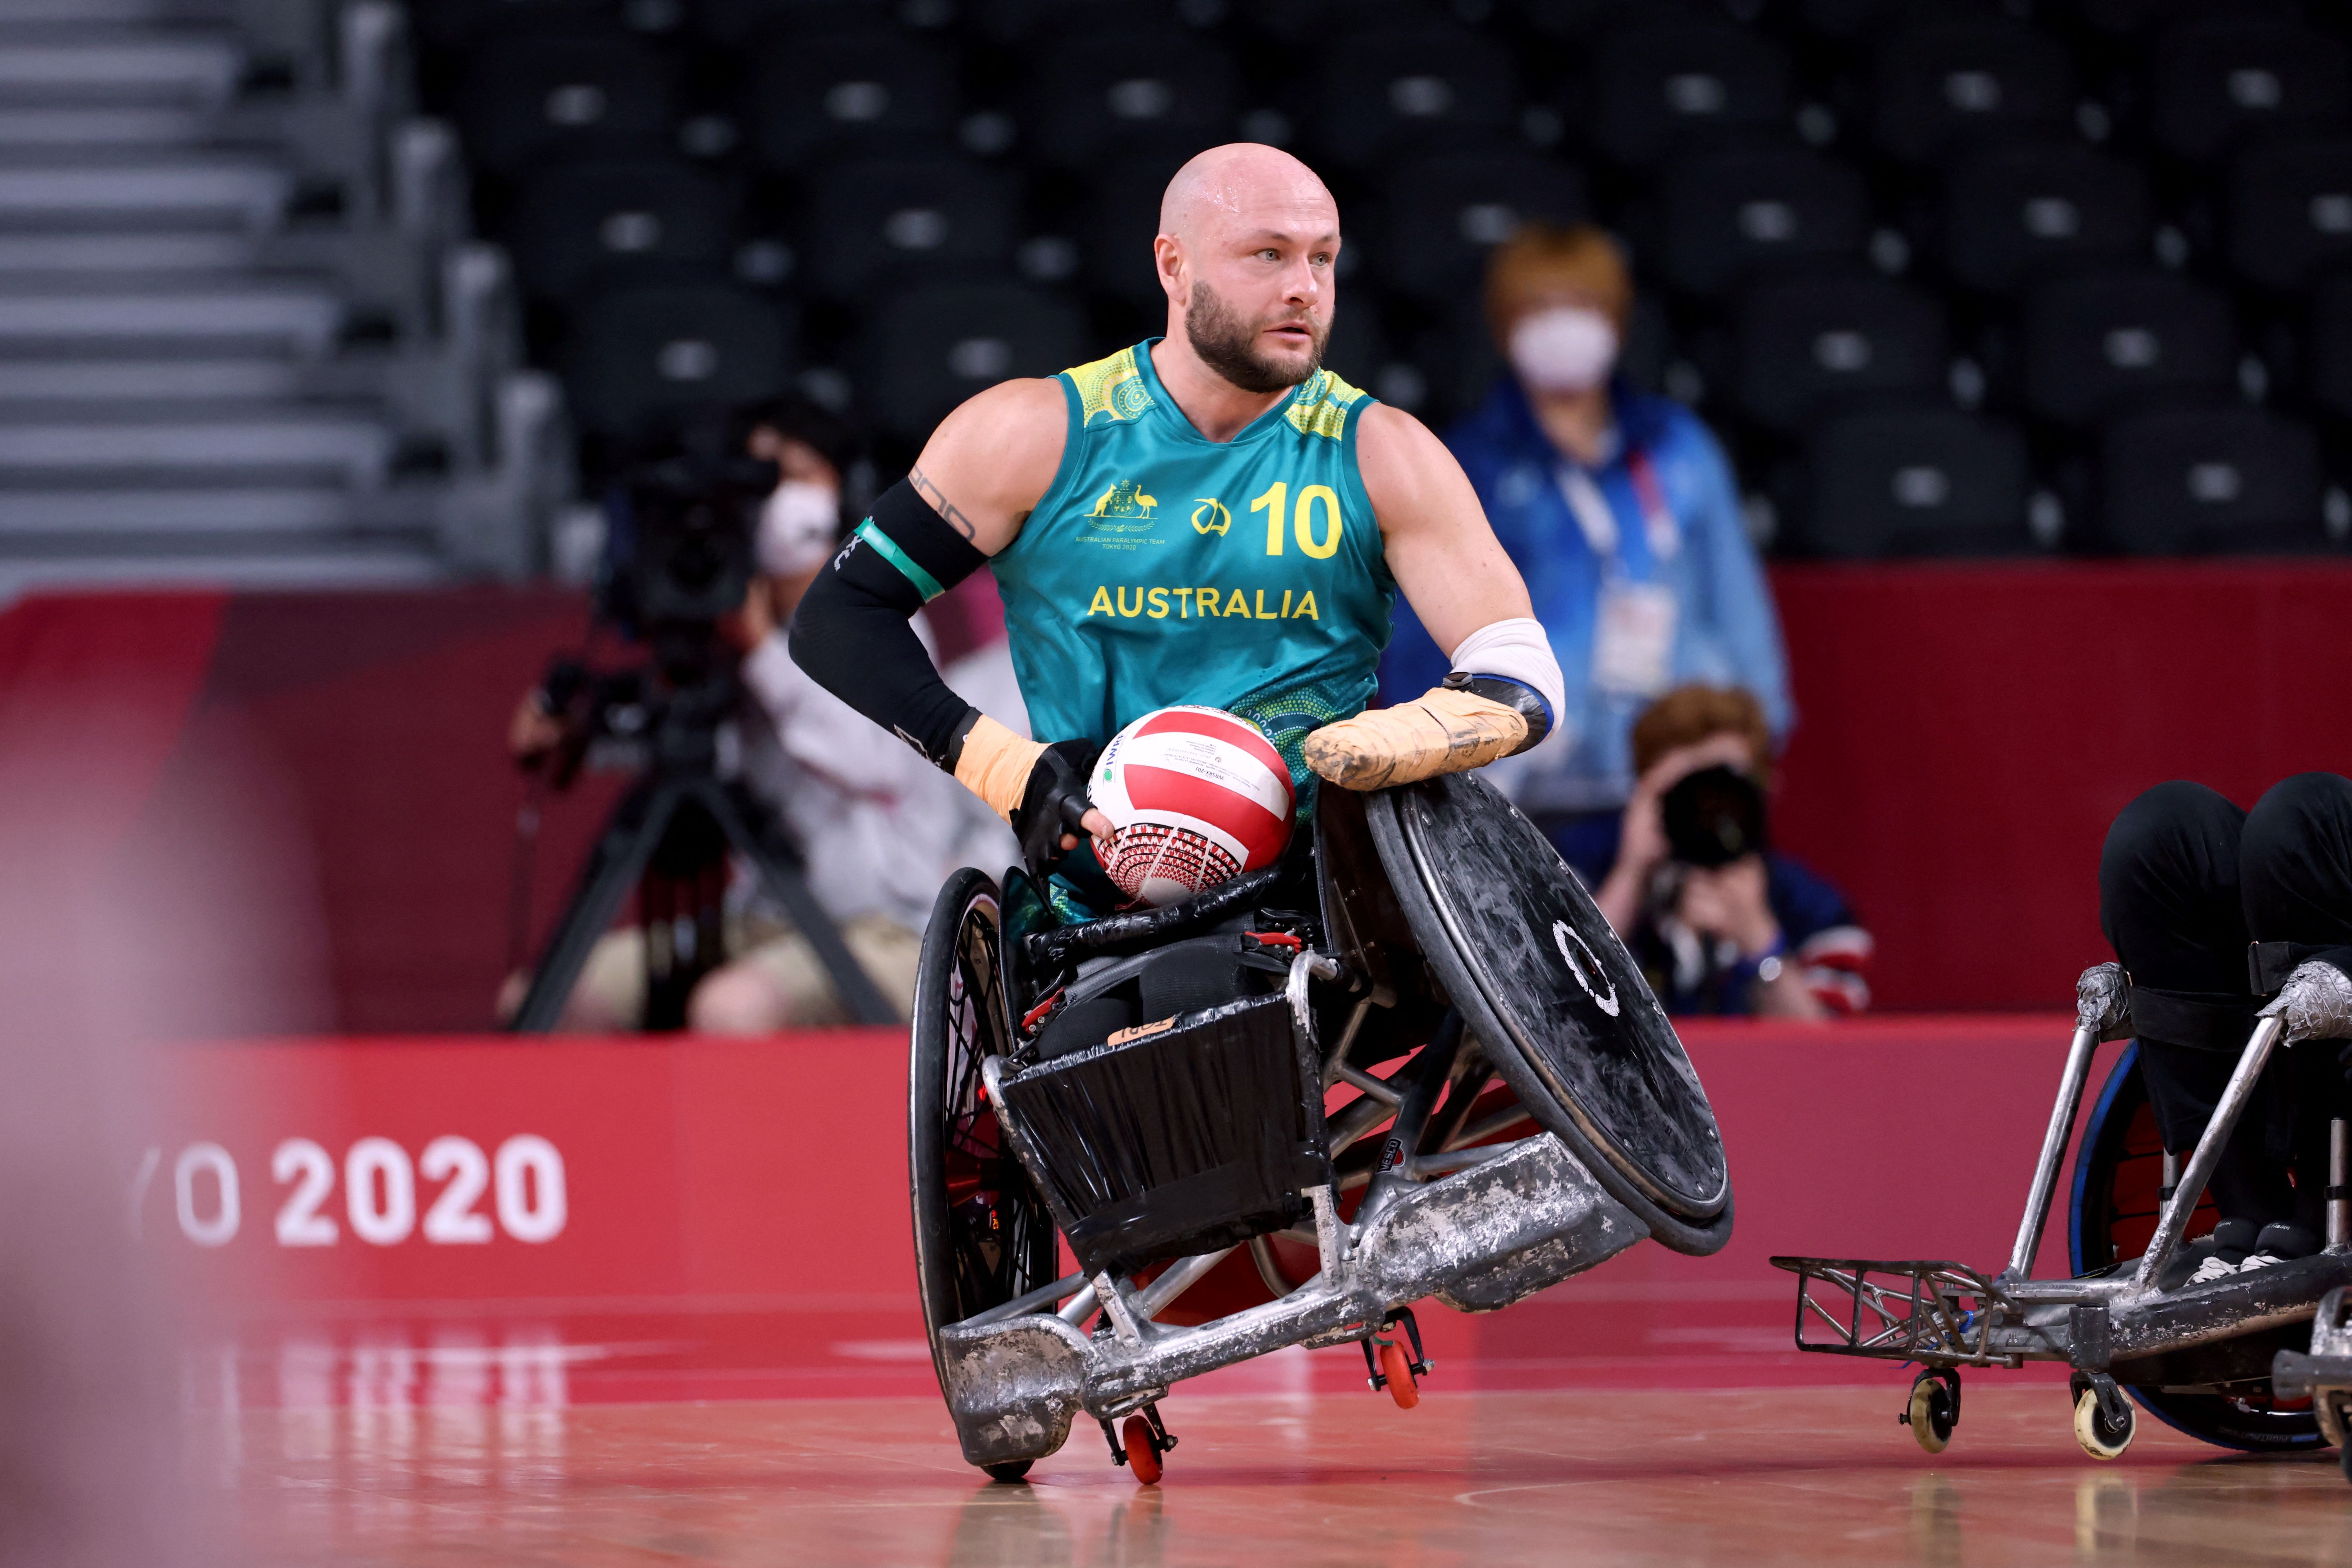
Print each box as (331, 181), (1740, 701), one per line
(1091, 706), (1295, 908)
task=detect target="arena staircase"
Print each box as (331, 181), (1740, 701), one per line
(0, 0), (568, 599)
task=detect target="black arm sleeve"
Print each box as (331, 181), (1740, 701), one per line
(787, 479), (991, 768)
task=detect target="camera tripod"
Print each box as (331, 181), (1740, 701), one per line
(507, 665), (895, 1033)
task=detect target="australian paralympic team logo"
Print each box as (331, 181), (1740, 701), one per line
(1190, 497), (1231, 535)
(1079, 479), (1159, 550)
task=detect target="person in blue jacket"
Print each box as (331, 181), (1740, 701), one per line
(1381, 223), (1792, 887)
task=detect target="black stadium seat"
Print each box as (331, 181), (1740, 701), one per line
(457, 33), (679, 178)
(1655, 145), (1868, 297)
(2147, 18), (2350, 167)
(566, 283), (796, 437)
(1314, 25), (1522, 169)
(2100, 407), (2324, 553)
(1731, 273), (1947, 435)
(1797, 409), (2032, 558)
(1587, 18), (1792, 169)
(506, 159), (737, 303)
(1375, 152), (1588, 305)
(1943, 142), (2152, 295)
(800, 157), (1020, 300)
(2020, 270), (2235, 427)
(2306, 271), (2352, 422)
(1869, 18), (2074, 166)
(747, 29), (962, 169)
(696, 0), (931, 47)
(2227, 138), (2352, 294)
(1023, 25), (1239, 169)
(862, 283), (1086, 443)
(1080, 156), (1180, 310)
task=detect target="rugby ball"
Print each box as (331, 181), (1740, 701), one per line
(1091, 706), (1295, 908)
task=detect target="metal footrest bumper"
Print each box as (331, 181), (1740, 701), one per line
(1779, 1253), (2352, 1377)
(1772, 1256), (2018, 1366)
(936, 1135), (1646, 1468)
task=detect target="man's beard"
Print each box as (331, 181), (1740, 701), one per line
(1185, 282), (1326, 394)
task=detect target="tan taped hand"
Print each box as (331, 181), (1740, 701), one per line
(952, 713), (1047, 825)
(1301, 687), (1528, 792)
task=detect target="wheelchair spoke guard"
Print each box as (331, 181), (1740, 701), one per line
(1365, 772), (1731, 1249)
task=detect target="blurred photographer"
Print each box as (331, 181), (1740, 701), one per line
(505, 397), (1017, 1033)
(1594, 685), (1870, 1019)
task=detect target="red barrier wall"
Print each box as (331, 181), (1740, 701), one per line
(142, 1020), (2097, 1402)
(7, 563), (2350, 1025)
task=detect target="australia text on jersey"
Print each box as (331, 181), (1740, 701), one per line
(1084, 586), (1322, 620)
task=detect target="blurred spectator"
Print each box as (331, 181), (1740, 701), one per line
(506, 400), (1017, 1032)
(1381, 224), (1791, 886)
(1595, 685), (1869, 1018)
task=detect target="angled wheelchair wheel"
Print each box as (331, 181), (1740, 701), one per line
(910, 867), (1060, 1480)
(1363, 772), (1731, 1255)
(2070, 1044), (2322, 1453)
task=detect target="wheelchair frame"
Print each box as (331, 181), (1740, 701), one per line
(1774, 964), (2352, 1461)
(914, 778), (1722, 1481)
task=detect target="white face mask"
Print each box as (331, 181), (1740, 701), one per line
(1509, 306), (1620, 394)
(757, 479), (841, 577)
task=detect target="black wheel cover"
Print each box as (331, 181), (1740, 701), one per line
(1366, 772), (1730, 1237)
(909, 868), (1059, 1407)
(2070, 1045), (2322, 1453)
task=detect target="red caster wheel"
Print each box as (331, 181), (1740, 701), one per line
(1121, 1414), (1163, 1485)
(1380, 1340), (1420, 1409)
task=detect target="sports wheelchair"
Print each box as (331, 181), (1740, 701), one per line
(908, 771), (1733, 1484)
(1775, 959), (2352, 1469)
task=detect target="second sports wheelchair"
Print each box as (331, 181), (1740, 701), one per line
(907, 771), (1734, 1483)
(1775, 957), (2352, 1468)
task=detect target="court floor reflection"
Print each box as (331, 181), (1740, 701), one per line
(227, 1384), (2352, 1567)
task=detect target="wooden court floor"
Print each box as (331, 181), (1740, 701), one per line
(223, 1383), (2352, 1567)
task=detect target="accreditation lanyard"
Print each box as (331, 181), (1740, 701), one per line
(1555, 446), (1681, 699)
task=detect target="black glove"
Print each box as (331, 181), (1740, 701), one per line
(1014, 739), (1102, 881)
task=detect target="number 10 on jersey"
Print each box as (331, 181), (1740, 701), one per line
(1250, 481), (1344, 560)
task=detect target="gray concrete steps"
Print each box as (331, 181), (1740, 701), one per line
(0, 482), (361, 531)
(0, 155), (287, 223)
(0, 355), (305, 398)
(0, 32), (240, 108)
(0, 279), (340, 347)
(0, 105), (210, 144)
(0, 231), (256, 270)
(0, 542), (445, 599)
(0, 409), (396, 484)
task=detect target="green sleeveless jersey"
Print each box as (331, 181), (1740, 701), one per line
(990, 339), (1397, 797)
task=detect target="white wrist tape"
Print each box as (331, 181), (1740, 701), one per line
(1448, 617), (1565, 732)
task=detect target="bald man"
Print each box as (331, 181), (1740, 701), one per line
(791, 143), (1563, 912)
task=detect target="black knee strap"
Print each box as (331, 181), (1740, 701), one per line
(2129, 986), (2261, 1053)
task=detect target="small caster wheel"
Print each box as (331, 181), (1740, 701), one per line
(1902, 1369), (1959, 1455)
(981, 1460), (1032, 1484)
(1380, 1339), (1420, 1410)
(2075, 1387), (2134, 1461)
(1122, 1414), (1163, 1485)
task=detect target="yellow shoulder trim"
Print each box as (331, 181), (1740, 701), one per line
(1064, 345), (1153, 428)
(1285, 368), (1368, 440)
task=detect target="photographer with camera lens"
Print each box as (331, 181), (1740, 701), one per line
(1591, 685), (1871, 1018)
(503, 397), (1018, 1033)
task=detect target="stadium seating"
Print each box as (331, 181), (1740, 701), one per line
(2019, 270), (2237, 427)
(744, 28), (963, 169)
(799, 157), (1022, 300)
(567, 282), (797, 436)
(1941, 142), (2152, 295)
(861, 282), (1086, 442)
(1796, 408), (2033, 558)
(1655, 145), (1870, 298)
(1730, 273), (1947, 435)
(2099, 406), (2325, 552)
(398, 0), (2352, 560)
